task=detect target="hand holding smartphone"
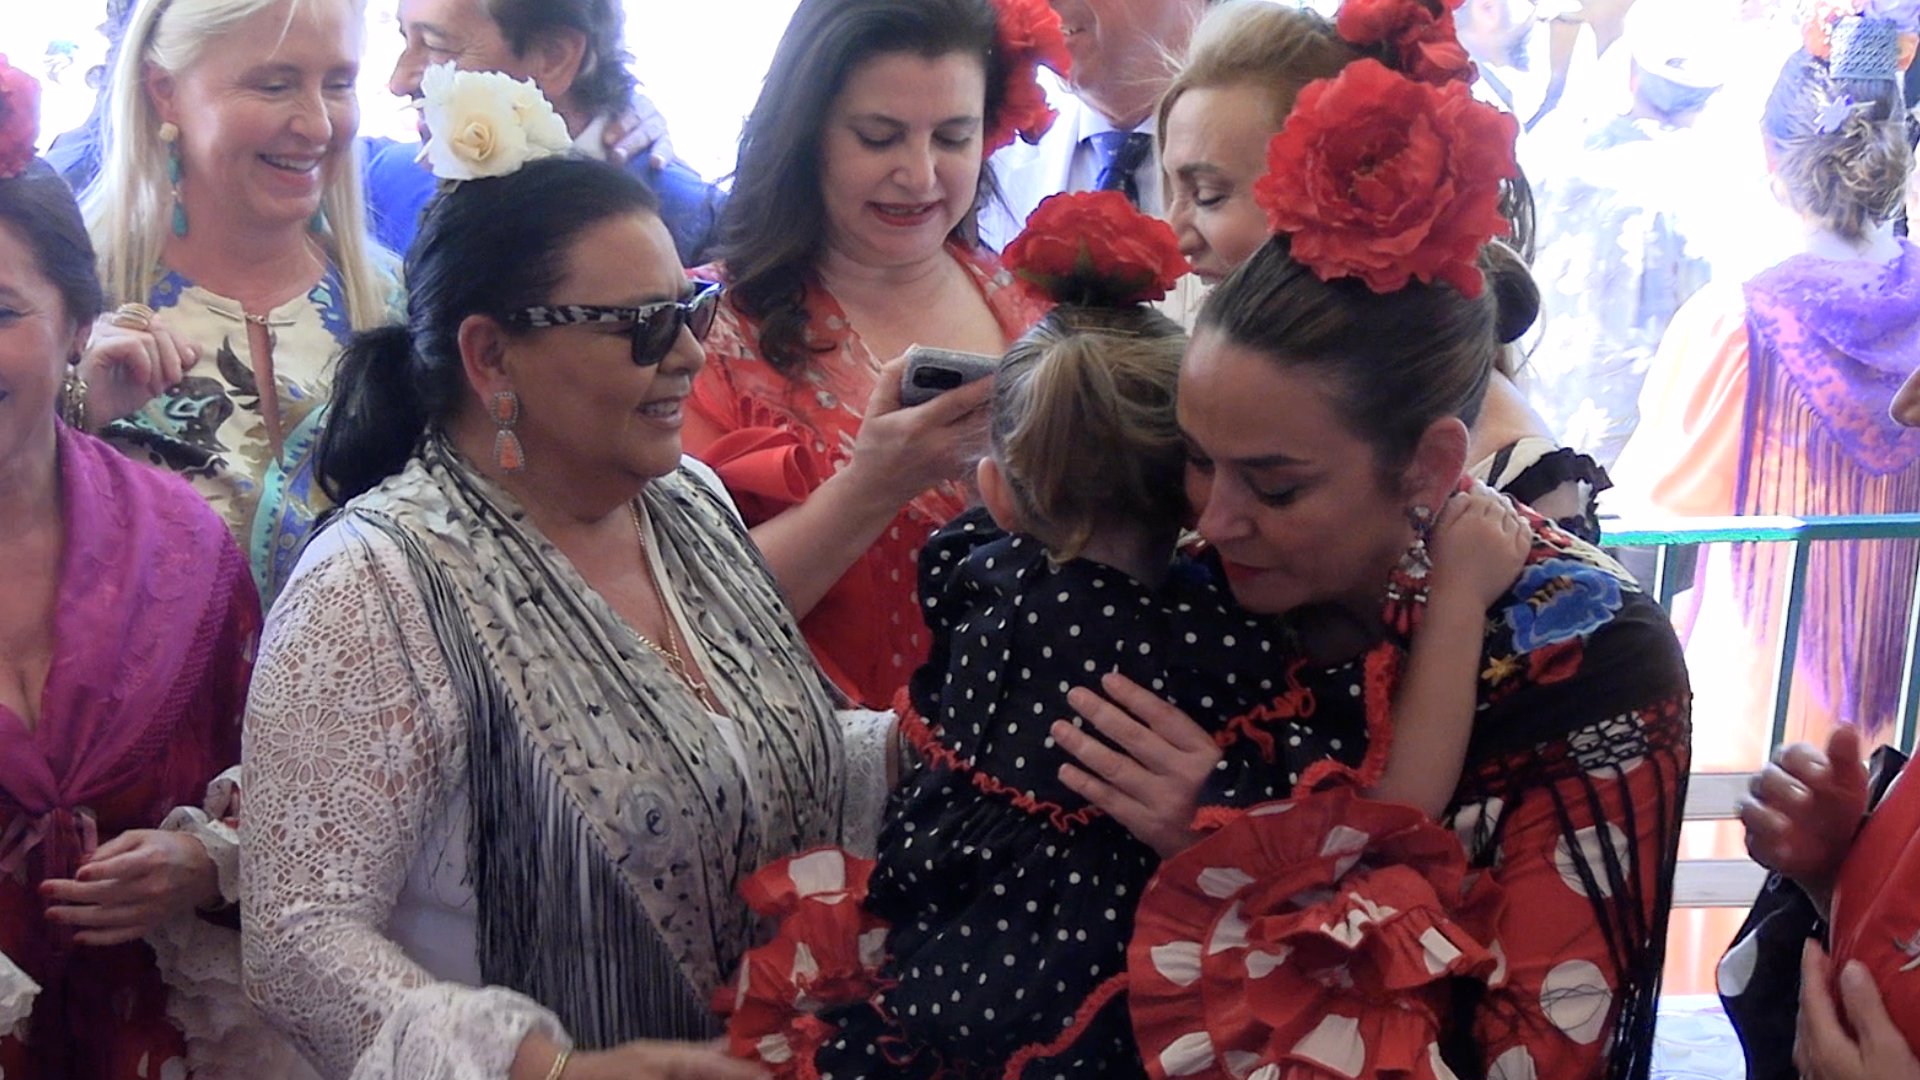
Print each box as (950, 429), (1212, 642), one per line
(899, 345), (1000, 407)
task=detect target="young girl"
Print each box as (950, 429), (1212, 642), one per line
(718, 193), (1531, 1080)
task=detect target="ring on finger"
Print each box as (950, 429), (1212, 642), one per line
(108, 302), (157, 331)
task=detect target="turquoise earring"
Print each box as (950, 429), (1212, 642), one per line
(160, 122), (187, 237)
(310, 205), (328, 234)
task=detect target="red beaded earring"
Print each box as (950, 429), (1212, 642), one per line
(1382, 503), (1434, 639)
(491, 391), (525, 473)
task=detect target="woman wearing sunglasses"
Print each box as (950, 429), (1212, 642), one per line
(682, 0), (1057, 708)
(242, 73), (888, 1080)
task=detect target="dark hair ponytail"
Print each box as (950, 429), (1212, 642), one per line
(318, 325), (421, 503)
(317, 155), (660, 503)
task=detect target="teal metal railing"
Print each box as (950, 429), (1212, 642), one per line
(1603, 513), (1920, 757)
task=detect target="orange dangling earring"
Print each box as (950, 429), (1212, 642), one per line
(1382, 503), (1434, 640)
(491, 390), (525, 473)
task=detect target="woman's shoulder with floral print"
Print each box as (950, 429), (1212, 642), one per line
(1477, 537), (1687, 710)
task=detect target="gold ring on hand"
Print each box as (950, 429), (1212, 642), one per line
(108, 302), (157, 331)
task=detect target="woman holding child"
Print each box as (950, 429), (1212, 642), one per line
(1059, 10), (1693, 1076)
(716, 1), (1691, 1075)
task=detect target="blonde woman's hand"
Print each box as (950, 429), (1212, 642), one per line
(842, 356), (993, 511)
(78, 312), (201, 428)
(1055, 673), (1222, 858)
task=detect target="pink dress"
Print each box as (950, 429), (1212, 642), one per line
(0, 424), (259, 1079)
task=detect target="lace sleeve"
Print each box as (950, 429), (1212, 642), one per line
(836, 709), (895, 857)
(241, 518), (565, 1080)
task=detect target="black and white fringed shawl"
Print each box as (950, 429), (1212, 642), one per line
(1436, 529), (1693, 1080)
(350, 438), (845, 1049)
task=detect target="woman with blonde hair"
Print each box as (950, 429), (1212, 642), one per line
(74, 0), (395, 606)
(1155, 0), (1610, 542)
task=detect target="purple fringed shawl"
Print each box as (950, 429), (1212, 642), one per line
(0, 424), (258, 1075)
(1735, 241), (1920, 734)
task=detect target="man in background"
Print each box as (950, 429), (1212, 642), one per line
(1526, 0), (1725, 469)
(980, 0), (1209, 249)
(369, 0), (723, 262)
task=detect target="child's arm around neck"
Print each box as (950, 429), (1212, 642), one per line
(1367, 488), (1532, 819)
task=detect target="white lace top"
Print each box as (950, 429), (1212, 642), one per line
(241, 460), (893, 1080)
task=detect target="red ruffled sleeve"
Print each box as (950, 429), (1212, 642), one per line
(683, 299), (838, 526)
(716, 848), (893, 1080)
(1128, 788), (1505, 1080)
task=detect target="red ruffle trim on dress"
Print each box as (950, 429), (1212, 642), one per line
(1129, 787), (1506, 1080)
(699, 425), (833, 525)
(716, 848), (893, 1079)
(893, 689), (1104, 834)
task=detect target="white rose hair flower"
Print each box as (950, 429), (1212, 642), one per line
(419, 63), (573, 181)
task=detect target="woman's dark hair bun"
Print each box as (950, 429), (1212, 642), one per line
(1485, 241), (1540, 345)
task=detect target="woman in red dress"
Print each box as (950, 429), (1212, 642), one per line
(684, 0), (1055, 707)
(1046, 21), (1692, 1078)
(0, 85), (258, 1080)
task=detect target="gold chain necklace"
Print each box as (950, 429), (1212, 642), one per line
(627, 501), (715, 704)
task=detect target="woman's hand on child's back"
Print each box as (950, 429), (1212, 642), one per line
(1426, 482), (1531, 613)
(1055, 674), (1222, 858)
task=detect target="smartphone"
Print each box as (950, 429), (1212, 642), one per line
(900, 346), (1000, 407)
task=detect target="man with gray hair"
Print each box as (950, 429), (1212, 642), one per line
(980, 0), (1211, 249)
(367, 0), (723, 262)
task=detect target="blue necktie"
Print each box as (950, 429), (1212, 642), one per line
(1087, 131), (1153, 207)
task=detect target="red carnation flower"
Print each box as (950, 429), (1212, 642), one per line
(985, 0), (1071, 152)
(1338, 0), (1475, 85)
(1003, 190), (1191, 305)
(0, 56), (41, 180)
(1253, 59), (1517, 299)
(995, 0), (1071, 75)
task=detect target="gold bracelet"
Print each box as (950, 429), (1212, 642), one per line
(60, 366), (90, 431)
(542, 1048), (572, 1080)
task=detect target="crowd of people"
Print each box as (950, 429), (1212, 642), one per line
(0, 0), (1913, 1078)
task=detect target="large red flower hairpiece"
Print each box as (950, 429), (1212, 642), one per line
(1003, 190), (1191, 306)
(985, 0), (1072, 154)
(1252, 56), (1518, 299)
(0, 56), (41, 181)
(1336, 0), (1477, 85)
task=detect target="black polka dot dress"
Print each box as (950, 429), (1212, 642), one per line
(811, 509), (1322, 1080)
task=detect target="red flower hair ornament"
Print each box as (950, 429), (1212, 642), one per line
(985, 0), (1072, 154)
(0, 56), (41, 181)
(1002, 190), (1191, 306)
(1337, 0), (1477, 85)
(1252, 58), (1518, 300)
